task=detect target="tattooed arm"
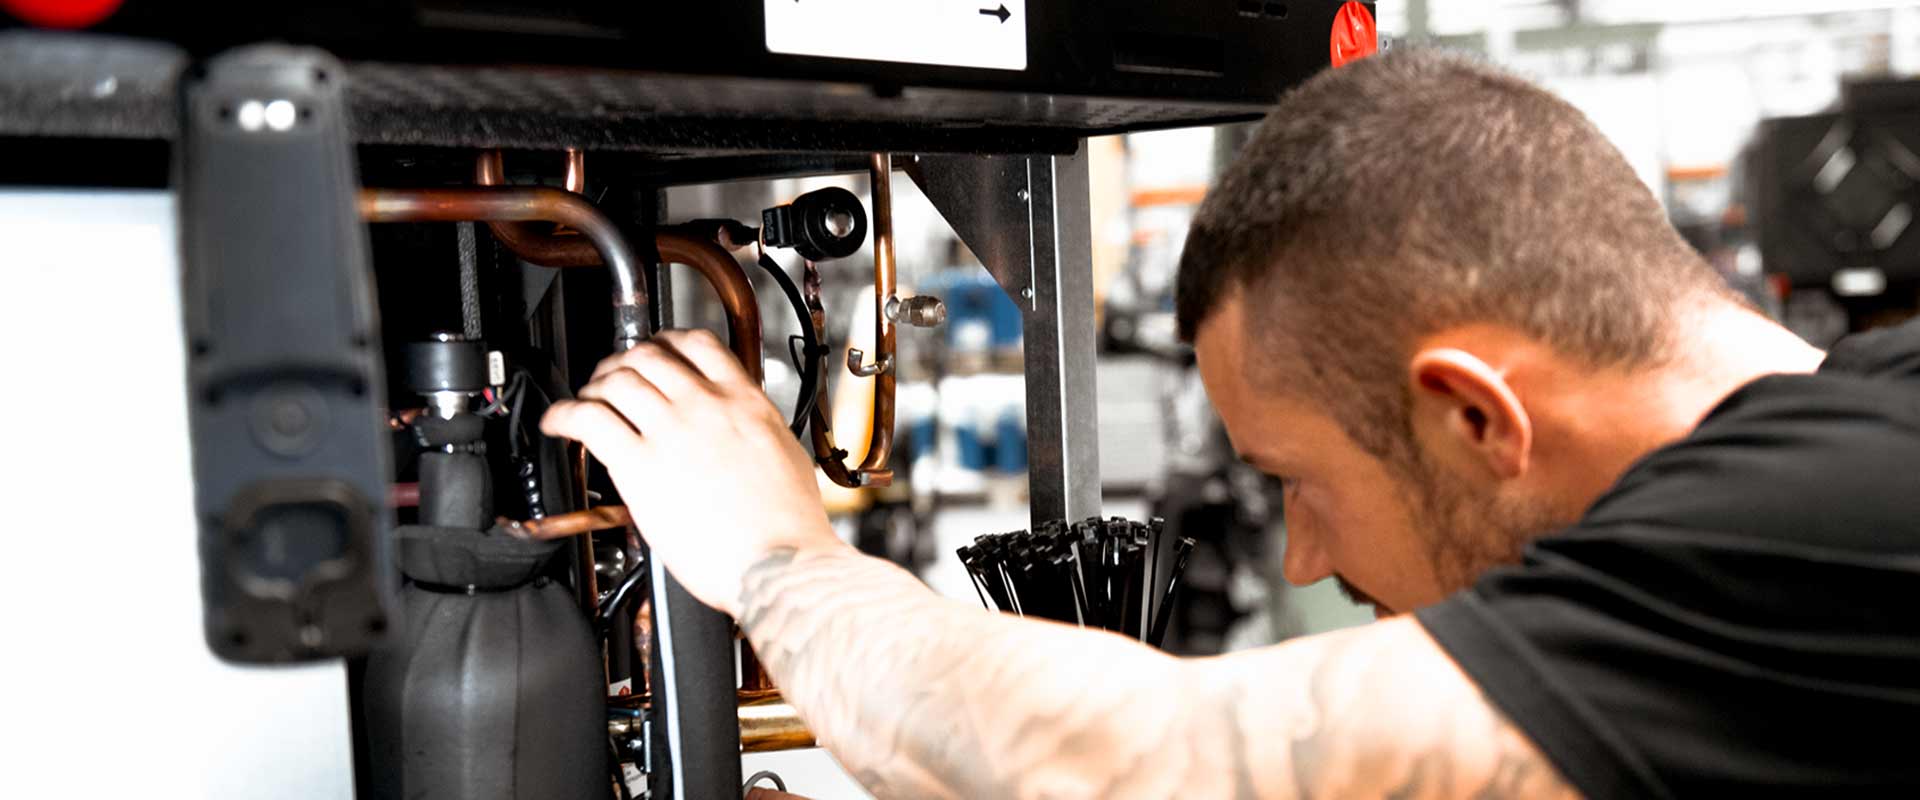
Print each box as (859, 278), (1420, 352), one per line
(741, 544), (1577, 799)
(543, 331), (1579, 800)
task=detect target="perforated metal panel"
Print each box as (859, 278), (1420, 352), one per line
(1, 32), (1274, 154)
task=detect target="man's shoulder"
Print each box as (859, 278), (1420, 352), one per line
(1820, 315), (1920, 380)
(1580, 337), (1920, 554)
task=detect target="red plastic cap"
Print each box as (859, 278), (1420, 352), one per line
(1, 0), (123, 28)
(1330, 1), (1379, 69)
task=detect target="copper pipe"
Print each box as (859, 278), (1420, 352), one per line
(473, 152), (765, 382)
(504, 505), (633, 540)
(739, 699), (816, 753)
(389, 483), (420, 509)
(804, 154), (900, 488)
(562, 148), (586, 195)
(606, 699), (814, 754)
(859, 153), (898, 480)
(803, 259), (865, 489)
(359, 186), (648, 350)
(473, 151), (601, 267)
(655, 230), (764, 383)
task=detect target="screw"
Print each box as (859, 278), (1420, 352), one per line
(1016, 189), (1031, 202)
(1020, 287), (1035, 300)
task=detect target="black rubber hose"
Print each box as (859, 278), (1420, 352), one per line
(756, 251), (822, 437)
(596, 559), (650, 637)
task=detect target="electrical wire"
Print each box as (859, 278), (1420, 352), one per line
(743, 770), (789, 795)
(755, 245), (822, 436)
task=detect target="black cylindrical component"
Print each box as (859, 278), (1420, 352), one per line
(406, 335), (488, 394)
(762, 187), (867, 262)
(411, 398), (491, 531)
(364, 526), (604, 800)
(420, 452), (490, 529)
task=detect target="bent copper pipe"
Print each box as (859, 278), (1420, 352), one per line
(805, 154), (900, 488)
(656, 230), (764, 384)
(504, 505), (633, 540)
(802, 259), (866, 489)
(473, 151), (603, 268)
(358, 186), (649, 350)
(474, 152), (764, 382)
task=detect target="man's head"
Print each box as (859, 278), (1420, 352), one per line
(1178, 48), (1744, 614)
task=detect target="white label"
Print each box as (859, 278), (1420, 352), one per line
(765, 0), (1028, 72)
(486, 350), (507, 387)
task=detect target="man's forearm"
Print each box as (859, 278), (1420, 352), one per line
(738, 545), (1577, 799)
(739, 544), (1185, 797)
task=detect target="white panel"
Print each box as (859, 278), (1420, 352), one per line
(0, 191), (355, 799)
(764, 0), (1028, 71)
(742, 748), (874, 800)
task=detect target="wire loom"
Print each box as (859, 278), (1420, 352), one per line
(958, 517), (1194, 648)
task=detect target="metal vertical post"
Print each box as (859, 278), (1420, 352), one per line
(1021, 146), (1102, 525)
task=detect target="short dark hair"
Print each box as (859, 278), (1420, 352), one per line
(1175, 47), (1734, 463)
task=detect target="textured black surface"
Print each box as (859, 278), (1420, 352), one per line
(363, 555), (605, 800)
(1, 0), (1373, 154)
(0, 33), (1223, 152)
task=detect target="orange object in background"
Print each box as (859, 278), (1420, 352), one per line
(0, 0), (122, 28)
(1330, 1), (1378, 69)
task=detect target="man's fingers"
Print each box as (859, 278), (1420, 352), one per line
(589, 341), (716, 401)
(578, 368), (676, 435)
(540, 399), (648, 469)
(654, 328), (758, 390)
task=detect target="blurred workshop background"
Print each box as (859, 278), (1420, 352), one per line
(663, 0), (1920, 660)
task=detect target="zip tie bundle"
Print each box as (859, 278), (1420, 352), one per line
(956, 516), (1193, 647)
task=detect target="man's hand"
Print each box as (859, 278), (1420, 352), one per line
(539, 329), (840, 615)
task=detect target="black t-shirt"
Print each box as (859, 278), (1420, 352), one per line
(1417, 319), (1920, 798)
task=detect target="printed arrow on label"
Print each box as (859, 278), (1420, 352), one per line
(765, 0), (1028, 72)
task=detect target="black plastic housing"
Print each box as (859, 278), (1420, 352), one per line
(178, 44), (396, 663)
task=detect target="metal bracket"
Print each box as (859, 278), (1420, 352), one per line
(905, 153), (1038, 311)
(910, 146), (1102, 525)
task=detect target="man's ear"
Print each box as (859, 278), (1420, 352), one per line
(1407, 349), (1532, 480)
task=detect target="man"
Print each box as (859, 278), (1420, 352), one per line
(542, 49), (1920, 797)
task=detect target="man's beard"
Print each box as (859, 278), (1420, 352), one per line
(1408, 453), (1573, 598)
(1326, 451), (1575, 614)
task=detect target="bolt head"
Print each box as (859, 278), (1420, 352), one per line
(1020, 287), (1035, 300)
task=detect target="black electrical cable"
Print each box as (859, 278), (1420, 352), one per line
(1147, 538), (1195, 648)
(755, 249), (822, 436)
(595, 557), (650, 637)
(743, 770), (789, 795)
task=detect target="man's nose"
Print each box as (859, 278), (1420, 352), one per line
(1280, 508), (1334, 587)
